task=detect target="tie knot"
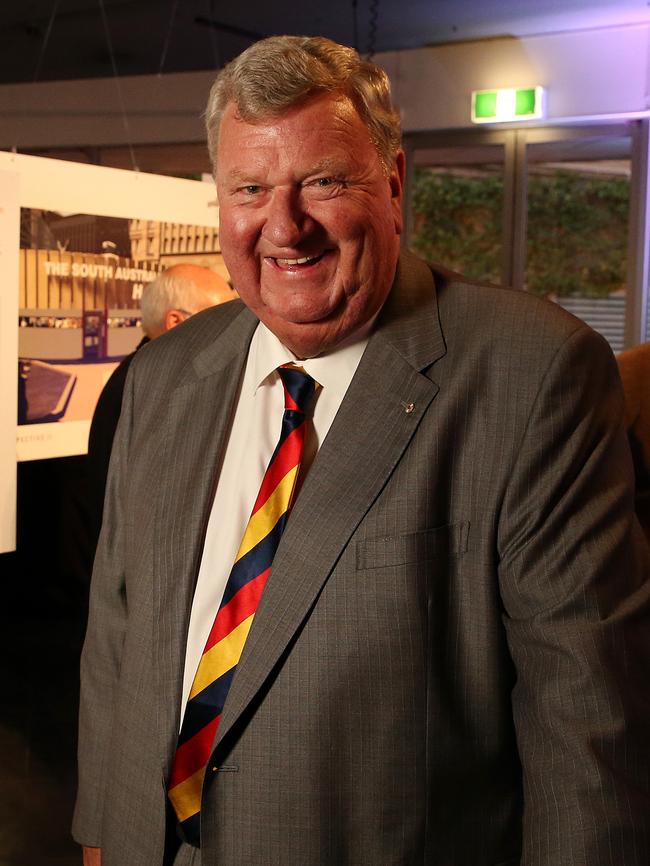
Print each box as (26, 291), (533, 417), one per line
(278, 364), (318, 414)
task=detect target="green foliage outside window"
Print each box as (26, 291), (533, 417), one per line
(410, 166), (629, 297)
(411, 168), (503, 285)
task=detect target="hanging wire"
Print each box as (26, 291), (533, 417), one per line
(32, 0), (61, 82)
(194, 16), (262, 42)
(351, 0), (359, 52)
(98, 0), (139, 172)
(205, 0), (221, 69)
(158, 0), (180, 76)
(367, 0), (379, 60)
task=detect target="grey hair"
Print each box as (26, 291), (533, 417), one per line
(205, 36), (401, 172)
(140, 270), (212, 336)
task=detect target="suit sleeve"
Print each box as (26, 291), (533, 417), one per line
(497, 324), (650, 865)
(72, 363), (135, 847)
(85, 355), (134, 554)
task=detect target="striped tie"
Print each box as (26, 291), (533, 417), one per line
(168, 363), (318, 846)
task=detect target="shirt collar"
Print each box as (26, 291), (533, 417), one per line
(249, 321), (370, 395)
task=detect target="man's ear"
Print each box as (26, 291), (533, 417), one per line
(390, 149), (406, 235)
(164, 309), (187, 332)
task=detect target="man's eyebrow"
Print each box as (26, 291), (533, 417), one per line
(224, 169), (261, 184)
(305, 158), (345, 175)
(222, 159), (347, 185)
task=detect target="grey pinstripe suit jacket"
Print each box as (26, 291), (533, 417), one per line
(73, 252), (650, 865)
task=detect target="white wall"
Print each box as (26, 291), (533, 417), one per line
(383, 24), (650, 131)
(0, 23), (648, 152)
(0, 70), (214, 151)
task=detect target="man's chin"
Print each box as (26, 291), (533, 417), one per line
(261, 315), (346, 358)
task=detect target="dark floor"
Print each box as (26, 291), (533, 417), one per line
(0, 606), (83, 866)
(1, 457), (91, 866)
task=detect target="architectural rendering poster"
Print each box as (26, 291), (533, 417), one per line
(0, 151), (223, 463)
(0, 168), (19, 552)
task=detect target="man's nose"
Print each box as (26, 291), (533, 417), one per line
(262, 188), (309, 249)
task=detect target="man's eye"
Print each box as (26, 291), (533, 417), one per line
(317, 177), (333, 187)
(243, 185), (261, 194)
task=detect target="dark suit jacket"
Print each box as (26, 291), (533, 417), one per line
(73, 253), (650, 865)
(86, 337), (149, 553)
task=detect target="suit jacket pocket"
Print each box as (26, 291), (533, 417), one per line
(356, 522), (469, 570)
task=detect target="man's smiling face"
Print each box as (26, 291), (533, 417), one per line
(215, 92), (404, 358)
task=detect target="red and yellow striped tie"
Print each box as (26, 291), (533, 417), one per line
(168, 363), (318, 846)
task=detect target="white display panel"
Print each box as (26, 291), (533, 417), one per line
(0, 168), (19, 552)
(0, 151), (221, 464)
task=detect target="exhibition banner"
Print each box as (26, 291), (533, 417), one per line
(0, 151), (223, 463)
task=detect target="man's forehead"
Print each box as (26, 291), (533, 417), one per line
(216, 95), (374, 175)
(219, 93), (364, 146)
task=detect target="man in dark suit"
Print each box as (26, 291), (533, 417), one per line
(85, 264), (234, 553)
(74, 36), (650, 866)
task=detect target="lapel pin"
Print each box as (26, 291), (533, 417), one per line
(401, 401), (415, 414)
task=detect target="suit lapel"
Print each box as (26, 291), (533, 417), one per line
(215, 252), (447, 747)
(154, 305), (258, 767)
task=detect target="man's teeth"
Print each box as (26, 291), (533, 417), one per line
(276, 254), (320, 265)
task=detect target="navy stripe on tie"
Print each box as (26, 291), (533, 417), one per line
(219, 513), (289, 609)
(178, 667), (236, 746)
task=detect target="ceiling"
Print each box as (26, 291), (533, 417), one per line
(0, 0), (648, 86)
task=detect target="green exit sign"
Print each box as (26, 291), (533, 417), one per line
(471, 87), (545, 123)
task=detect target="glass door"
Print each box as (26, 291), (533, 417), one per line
(404, 132), (512, 287)
(520, 127), (633, 352)
(404, 121), (648, 351)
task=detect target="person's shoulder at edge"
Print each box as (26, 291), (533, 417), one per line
(617, 340), (650, 397)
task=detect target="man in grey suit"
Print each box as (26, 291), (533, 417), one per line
(74, 36), (650, 866)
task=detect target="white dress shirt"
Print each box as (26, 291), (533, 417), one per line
(180, 321), (369, 712)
